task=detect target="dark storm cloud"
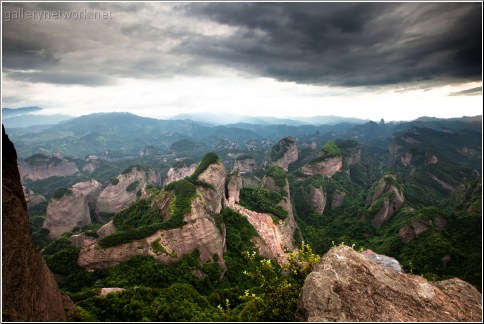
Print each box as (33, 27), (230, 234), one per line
(182, 2), (482, 87)
(449, 87), (482, 96)
(2, 2), (482, 88)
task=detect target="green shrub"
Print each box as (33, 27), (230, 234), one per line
(110, 178), (119, 185)
(151, 238), (166, 254)
(266, 166), (287, 188)
(126, 180), (140, 192)
(239, 188), (288, 221)
(190, 153), (220, 180)
(321, 140), (341, 157)
(52, 187), (73, 199)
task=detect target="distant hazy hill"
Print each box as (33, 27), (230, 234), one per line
(170, 112), (369, 126)
(2, 106), (43, 117)
(6, 111), (482, 159)
(2, 106), (73, 128)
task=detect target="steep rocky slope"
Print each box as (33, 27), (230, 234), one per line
(18, 153), (79, 181)
(297, 246), (482, 322)
(43, 179), (102, 239)
(164, 160), (197, 185)
(270, 136), (298, 171)
(2, 126), (68, 321)
(366, 174), (405, 228)
(78, 160), (227, 269)
(22, 186), (46, 208)
(96, 166), (161, 214)
(227, 170), (299, 264)
(232, 156), (257, 174)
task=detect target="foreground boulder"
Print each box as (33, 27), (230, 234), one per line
(297, 245), (482, 322)
(2, 126), (68, 321)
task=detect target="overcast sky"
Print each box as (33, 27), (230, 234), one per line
(2, 1), (482, 122)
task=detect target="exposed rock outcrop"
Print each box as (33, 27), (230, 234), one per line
(297, 246), (482, 322)
(96, 167), (161, 214)
(308, 186), (326, 215)
(331, 190), (346, 209)
(399, 216), (447, 243)
(2, 126), (68, 321)
(22, 186), (46, 208)
(82, 155), (101, 174)
(96, 220), (116, 239)
(301, 156), (343, 178)
(69, 233), (97, 248)
(78, 161), (227, 270)
(270, 136), (298, 171)
(227, 174), (298, 264)
(18, 154), (79, 181)
(164, 161), (197, 186)
(227, 174), (243, 205)
(99, 288), (125, 297)
(232, 156), (257, 174)
(43, 179), (102, 239)
(366, 174), (404, 228)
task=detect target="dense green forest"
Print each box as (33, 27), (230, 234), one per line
(15, 113), (482, 321)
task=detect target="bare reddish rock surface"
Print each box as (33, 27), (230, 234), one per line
(96, 167), (161, 214)
(232, 157), (257, 174)
(2, 126), (68, 321)
(18, 154), (79, 181)
(366, 174), (404, 228)
(78, 162), (227, 270)
(22, 185), (46, 208)
(308, 186), (327, 214)
(164, 162), (197, 185)
(297, 246), (482, 322)
(227, 175), (298, 264)
(301, 156), (343, 177)
(43, 179), (102, 239)
(271, 136), (298, 171)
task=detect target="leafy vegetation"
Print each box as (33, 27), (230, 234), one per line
(190, 152), (220, 180)
(270, 137), (294, 161)
(321, 140), (341, 157)
(126, 180), (140, 192)
(99, 179), (196, 248)
(266, 166), (287, 187)
(51, 187), (74, 199)
(239, 188), (288, 221)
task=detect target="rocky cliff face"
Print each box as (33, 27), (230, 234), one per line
(227, 175), (298, 264)
(343, 145), (361, 166)
(22, 186), (46, 208)
(227, 174), (243, 205)
(43, 179), (102, 239)
(308, 186), (326, 214)
(2, 126), (68, 321)
(297, 246), (482, 322)
(331, 190), (346, 209)
(82, 155), (101, 173)
(78, 162), (227, 270)
(270, 136), (298, 171)
(18, 154), (79, 181)
(366, 174), (404, 228)
(301, 156), (343, 177)
(96, 167), (161, 214)
(232, 157), (257, 174)
(164, 162), (197, 186)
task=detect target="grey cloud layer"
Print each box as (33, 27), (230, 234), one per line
(2, 2), (481, 88)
